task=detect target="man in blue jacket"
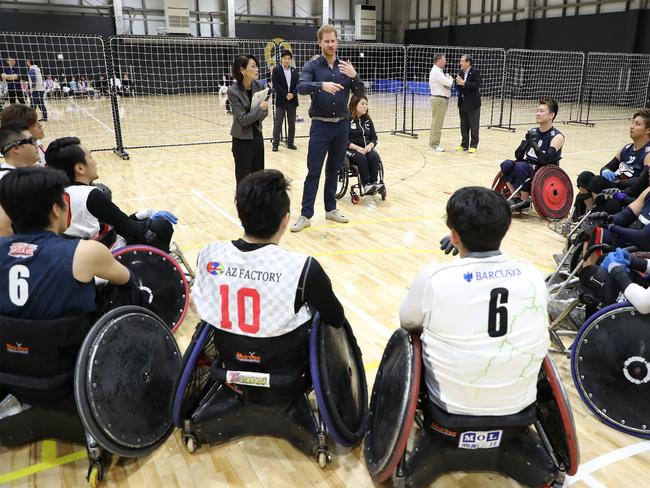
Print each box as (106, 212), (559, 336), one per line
(2, 57), (25, 105)
(291, 25), (365, 232)
(271, 50), (299, 152)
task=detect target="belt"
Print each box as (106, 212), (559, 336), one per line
(311, 116), (346, 123)
(431, 95), (449, 99)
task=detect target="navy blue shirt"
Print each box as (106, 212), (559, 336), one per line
(525, 126), (563, 164)
(616, 141), (650, 178)
(0, 231), (96, 319)
(2, 65), (21, 90)
(297, 55), (364, 119)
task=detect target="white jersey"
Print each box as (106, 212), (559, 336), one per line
(193, 241), (312, 338)
(400, 252), (549, 416)
(0, 162), (15, 181)
(63, 185), (103, 239)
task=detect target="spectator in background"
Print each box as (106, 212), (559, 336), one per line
(26, 59), (47, 122)
(455, 54), (482, 153)
(44, 75), (54, 96)
(111, 76), (122, 95)
(271, 50), (299, 152)
(52, 77), (61, 99)
(2, 57), (25, 104)
(69, 76), (78, 97)
(428, 53), (452, 153)
(97, 74), (108, 96)
(61, 76), (71, 97)
(122, 73), (132, 96)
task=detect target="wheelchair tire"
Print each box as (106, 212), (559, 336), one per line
(335, 158), (350, 200)
(531, 166), (574, 220)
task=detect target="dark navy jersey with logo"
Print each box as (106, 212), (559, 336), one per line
(525, 126), (563, 164)
(0, 231), (96, 319)
(616, 141), (650, 178)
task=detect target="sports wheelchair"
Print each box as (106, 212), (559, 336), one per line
(335, 154), (387, 204)
(0, 306), (182, 486)
(171, 313), (368, 468)
(492, 164), (573, 220)
(364, 329), (579, 487)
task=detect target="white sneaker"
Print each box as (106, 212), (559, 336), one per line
(290, 215), (311, 232)
(325, 209), (349, 223)
(435, 145), (445, 152)
(363, 184), (377, 195)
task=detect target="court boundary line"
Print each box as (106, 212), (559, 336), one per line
(68, 99), (115, 135)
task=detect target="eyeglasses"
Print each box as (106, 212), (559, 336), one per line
(1, 137), (38, 155)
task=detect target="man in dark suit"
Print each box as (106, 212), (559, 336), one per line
(455, 54), (482, 153)
(271, 50), (299, 151)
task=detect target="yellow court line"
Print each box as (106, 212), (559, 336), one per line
(0, 447), (87, 484)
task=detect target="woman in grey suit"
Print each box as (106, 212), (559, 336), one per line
(227, 54), (269, 185)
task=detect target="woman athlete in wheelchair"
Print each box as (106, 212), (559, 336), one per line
(336, 95), (386, 204)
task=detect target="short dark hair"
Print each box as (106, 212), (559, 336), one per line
(446, 187), (511, 252)
(539, 97), (559, 121)
(433, 53), (445, 63)
(44, 137), (86, 182)
(0, 167), (69, 233)
(232, 54), (260, 84)
(0, 104), (38, 129)
(461, 54), (473, 65)
(633, 108), (650, 129)
(0, 124), (28, 156)
(235, 169), (290, 239)
(280, 50), (292, 59)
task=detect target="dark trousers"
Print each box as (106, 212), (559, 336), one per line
(501, 159), (534, 193)
(459, 103), (480, 149)
(8, 89), (25, 105)
(346, 149), (380, 185)
(300, 119), (349, 219)
(272, 103), (296, 146)
(30, 91), (48, 120)
(232, 129), (265, 185)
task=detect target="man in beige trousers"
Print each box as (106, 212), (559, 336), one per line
(428, 54), (452, 152)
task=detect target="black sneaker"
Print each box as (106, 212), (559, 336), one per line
(272, 146), (279, 152)
(287, 144), (298, 150)
(511, 198), (531, 212)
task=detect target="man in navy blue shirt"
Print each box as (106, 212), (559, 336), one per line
(2, 57), (25, 105)
(291, 25), (365, 232)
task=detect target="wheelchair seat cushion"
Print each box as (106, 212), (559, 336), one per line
(425, 399), (537, 431)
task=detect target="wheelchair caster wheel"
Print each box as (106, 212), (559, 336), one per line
(351, 194), (360, 205)
(87, 463), (102, 487)
(379, 187), (387, 200)
(184, 434), (199, 453)
(317, 450), (331, 469)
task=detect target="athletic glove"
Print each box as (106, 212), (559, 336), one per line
(614, 247), (631, 267)
(151, 210), (178, 225)
(601, 251), (627, 272)
(601, 188), (627, 201)
(439, 235), (459, 256)
(601, 169), (617, 182)
(589, 212), (615, 225)
(525, 129), (539, 145)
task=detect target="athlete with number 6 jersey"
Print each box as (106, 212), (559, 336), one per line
(400, 187), (549, 416)
(192, 169), (344, 401)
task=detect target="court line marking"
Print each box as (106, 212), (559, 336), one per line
(566, 441), (650, 486)
(0, 442), (87, 484)
(191, 190), (241, 228)
(69, 99), (115, 134)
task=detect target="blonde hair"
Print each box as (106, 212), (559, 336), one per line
(317, 25), (338, 40)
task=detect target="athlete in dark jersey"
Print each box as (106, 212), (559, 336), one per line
(583, 110), (650, 213)
(499, 98), (565, 211)
(0, 167), (135, 320)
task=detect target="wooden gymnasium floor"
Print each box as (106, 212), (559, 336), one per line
(1, 102), (650, 487)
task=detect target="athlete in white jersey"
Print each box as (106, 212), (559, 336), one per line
(45, 137), (177, 252)
(400, 187), (549, 416)
(0, 125), (41, 237)
(192, 170), (345, 403)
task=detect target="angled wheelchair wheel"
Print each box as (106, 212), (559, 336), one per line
(364, 329), (422, 483)
(335, 158), (350, 200)
(572, 303), (650, 439)
(491, 171), (511, 200)
(531, 166), (574, 220)
(112, 245), (189, 333)
(171, 321), (219, 428)
(74, 306), (181, 457)
(310, 313), (368, 448)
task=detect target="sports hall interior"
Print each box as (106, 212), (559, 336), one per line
(1, 0), (650, 487)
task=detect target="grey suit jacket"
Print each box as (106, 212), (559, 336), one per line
(227, 80), (268, 140)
